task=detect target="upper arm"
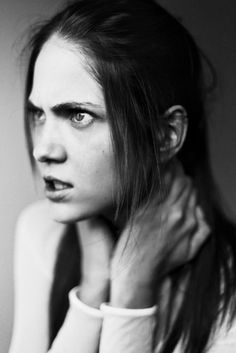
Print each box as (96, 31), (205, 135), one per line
(14, 200), (66, 278)
(9, 200), (65, 353)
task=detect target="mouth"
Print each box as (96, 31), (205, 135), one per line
(43, 176), (73, 202)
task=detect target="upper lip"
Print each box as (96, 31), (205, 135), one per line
(43, 175), (73, 186)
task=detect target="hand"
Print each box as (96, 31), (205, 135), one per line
(77, 217), (115, 308)
(110, 163), (210, 308)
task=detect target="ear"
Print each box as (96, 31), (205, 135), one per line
(160, 105), (188, 162)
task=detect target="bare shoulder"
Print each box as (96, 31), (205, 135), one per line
(16, 199), (65, 238)
(15, 200), (66, 275)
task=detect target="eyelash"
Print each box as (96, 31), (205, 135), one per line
(69, 109), (96, 128)
(28, 108), (98, 129)
(29, 108), (44, 124)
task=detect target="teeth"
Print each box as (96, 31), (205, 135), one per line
(54, 181), (67, 190)
(45, 178), (72, 192)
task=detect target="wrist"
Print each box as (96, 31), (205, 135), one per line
(79, 279), (109, 309)
(110, 280), (155, 309)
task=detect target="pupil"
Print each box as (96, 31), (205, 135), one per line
(77, 113), (84, 121)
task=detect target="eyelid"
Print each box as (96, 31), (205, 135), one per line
(55, 106), (98, 119)
(27, 105), (41, 113)
(26, 101), (105, 128)
(27, 106), (44, 122)
(71, 109), (98, 127)
(27, 102), (44, 117)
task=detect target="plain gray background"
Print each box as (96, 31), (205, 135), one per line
(0, 0), (236, 351)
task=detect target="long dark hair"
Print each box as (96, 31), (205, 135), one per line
(23, 0), (236, 352)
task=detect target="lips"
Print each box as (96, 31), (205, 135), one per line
(43, 176), (73, 201)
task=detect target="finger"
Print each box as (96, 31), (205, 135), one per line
(181, 190), (198, 228)
(167, 206), (210, 267)
(164, 235), (191, 270)
(150, 171), (192, 209)
(167, 178), (194, 211)
(194, 205), (205, 221)
(156, 189), (198, 254)
(167, 188), (197, 232)
(177, 181), (196, 207)
(169, 173), (193, 202)
(187, 208), (211, 261)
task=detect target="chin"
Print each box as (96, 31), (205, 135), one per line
(47, 199), (101, 224)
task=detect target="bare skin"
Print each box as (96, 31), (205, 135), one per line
(78, 163), (210, 310)
(30, 35), (210, 320)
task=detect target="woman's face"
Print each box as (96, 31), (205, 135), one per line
(29, 35), (116, 223)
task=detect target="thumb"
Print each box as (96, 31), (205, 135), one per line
(188, 206), (211, 261)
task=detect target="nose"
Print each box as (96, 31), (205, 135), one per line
(33, 121), (67, 164)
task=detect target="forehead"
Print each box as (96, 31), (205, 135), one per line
(30, 35), (104, 107)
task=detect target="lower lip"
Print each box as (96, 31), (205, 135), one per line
(45, 187), (73, 202)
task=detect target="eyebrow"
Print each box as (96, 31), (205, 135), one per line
(27, 100), (104, 115)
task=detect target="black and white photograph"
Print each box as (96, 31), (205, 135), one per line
(1, 1), (236, 352)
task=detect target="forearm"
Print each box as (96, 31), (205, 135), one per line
(79, 280), (109, 309)
(110, 280), (155, 309)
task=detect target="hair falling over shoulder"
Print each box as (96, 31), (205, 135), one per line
(23, 1), (236, 352)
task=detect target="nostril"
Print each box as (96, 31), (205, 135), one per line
(33, 143), (67, 163)
(33, 146), (48, 162)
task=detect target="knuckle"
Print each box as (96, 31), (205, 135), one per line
(172, 208), (183, 222)
(186, 214), (198, 231)
(199, 222), (211, 239)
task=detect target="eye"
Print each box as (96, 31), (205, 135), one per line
(70, 110), (94, 128)
(28, 107), (45, 124)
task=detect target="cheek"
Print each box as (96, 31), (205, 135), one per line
(69, 128), (116, 193)
(48, 130), (117, 223)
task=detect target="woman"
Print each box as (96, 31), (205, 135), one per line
(9, 0), (236, 352)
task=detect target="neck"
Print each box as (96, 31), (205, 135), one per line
(102, 159), (184, 235)
(101, 206), (128, 239)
